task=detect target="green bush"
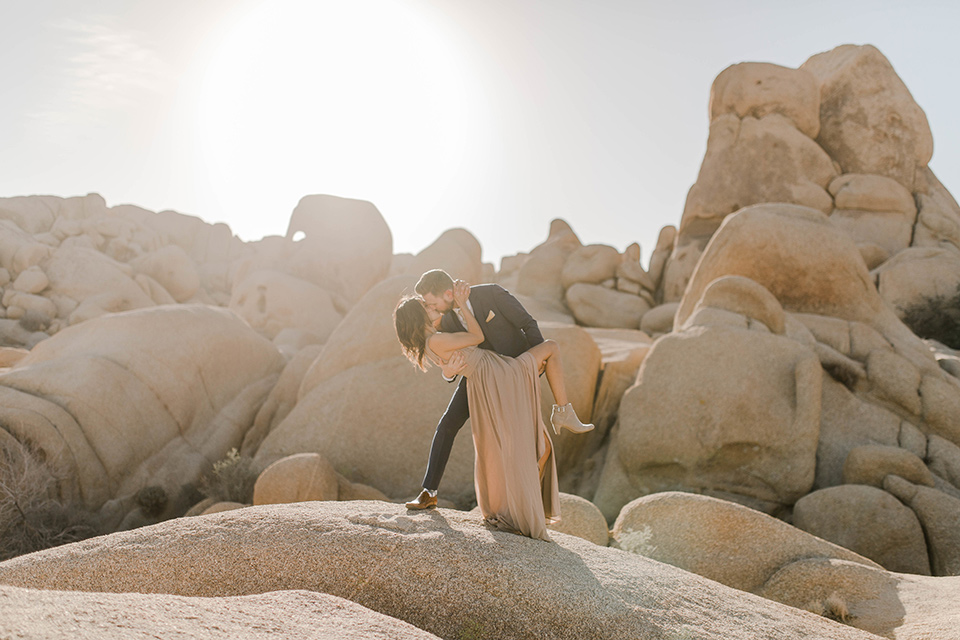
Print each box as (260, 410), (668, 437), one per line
(0, 438), (100, 561)
(198, 448), (259, 504)
(900, 283), (960, 350)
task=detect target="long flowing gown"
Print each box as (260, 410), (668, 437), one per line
(429, 343), (560, 541)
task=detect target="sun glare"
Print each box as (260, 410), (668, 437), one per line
(197, 0), (479, 244)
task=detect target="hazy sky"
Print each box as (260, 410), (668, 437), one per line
(2, 1), (958, 269)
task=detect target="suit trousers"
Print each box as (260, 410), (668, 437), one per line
(421, 377), (469, 491)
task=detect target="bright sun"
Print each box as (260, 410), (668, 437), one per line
(197, 0), (480, 246)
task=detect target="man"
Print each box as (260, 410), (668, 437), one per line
(405, 269), (590, 510)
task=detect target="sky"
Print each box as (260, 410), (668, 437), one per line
(2, 0), (959, 269)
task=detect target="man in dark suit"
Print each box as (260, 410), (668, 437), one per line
(405, 269), (544, 509)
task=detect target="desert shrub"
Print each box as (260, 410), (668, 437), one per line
(136, 485), (169, 518)
(199, 448), (259, 504)
(900, 283), (960, 350)
(0, 438), (100, 561)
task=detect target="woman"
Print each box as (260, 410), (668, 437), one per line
(394, 282), (591, 541)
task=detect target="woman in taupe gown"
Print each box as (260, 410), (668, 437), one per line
(394, 282), (592, 541)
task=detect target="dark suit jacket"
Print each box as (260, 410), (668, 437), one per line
(440, 284), (543, 358)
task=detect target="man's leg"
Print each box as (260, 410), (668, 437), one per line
(422, 378), (469, 491)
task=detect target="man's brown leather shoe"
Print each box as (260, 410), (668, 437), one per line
(405, 489), (438, 510)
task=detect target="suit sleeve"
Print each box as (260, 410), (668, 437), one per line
(493, 285), (544, 347)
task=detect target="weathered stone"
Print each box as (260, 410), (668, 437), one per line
(927, 435), (960, 490)
(403, 228), (484, 286)
(229, 269), (343, 342)
(710, 62), (820, 137)
(647, 225), (675, 291)
(678, 114), (836, 240)
(0, 347), (28, 368)
(1, 585), (444, 640)
(611, 492), (879, 593)
(858, 242), (891, 270)
(793, 313), (850, 354)
(815, 375), (902, 489)
(913, 167), (960, 249)
(802, 45), (933, 191)
(919, 375), (960, 445)
(42, 246), (154, 319)
(0, 501), (881, 640)
(884, 475), (960, 576)
(284, 194), (393, 306)
(201, 502), (248, 516)
(0, 305), (284, 523)
(242, 345), (322, 456)
(694, 275), (785, 334)
(874, 247), (960, 316)
(11, 266), (49, 294)
(793, 485), (930, 575)
(130, 245), (200, 303)
(253, 453), (339, 505)
(899, 421), (928, 460)
(639, 302), (678, 335)
(829, 174), (917, 214)
(842, 445), (934, 488)
(546, 493), (609, 546)
(517, 219), (582, 305)
(757, 557), (960, 639)
(564, 283), (650, 329)
(594, 324), (822, 519)
(849, 321), (892, 360)
(560, 244), (620, 289)
(830, 209), (914, 255)
(676, 204), (885, 327)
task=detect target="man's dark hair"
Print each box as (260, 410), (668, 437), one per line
(415, 269), (454, 297)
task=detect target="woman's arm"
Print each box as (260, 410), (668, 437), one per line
(428, 281), (483, 361)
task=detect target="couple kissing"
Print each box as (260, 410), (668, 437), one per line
(393, 269), (593, 541)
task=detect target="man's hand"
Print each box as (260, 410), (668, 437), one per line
(441, 350), (467, 380)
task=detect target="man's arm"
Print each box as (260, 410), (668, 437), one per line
(493, 285), (544, 347)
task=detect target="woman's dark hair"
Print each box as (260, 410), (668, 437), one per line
(394, 296), (432, 371)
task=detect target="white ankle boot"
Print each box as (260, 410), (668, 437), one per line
(550, 403), (594, 435)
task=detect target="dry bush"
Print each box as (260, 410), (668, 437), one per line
(901, 283), (960, 350)
(198, 448), (259, 504)
(0, 438), (100, 561)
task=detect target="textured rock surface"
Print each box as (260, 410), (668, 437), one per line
(565, 282), (650, 328)
(710, 62), (820, 138)
(801, 44), (933, 191)
(884, 475), (960, 576)
(595, 323), (822, 519)
(793, 484), (930, 575)
(546, 492), (610, 546)
(678, 114), (836, 241)
(253, 453), (339, 505)
(758, 557), (960, 640)
(0, 585), (441, 640)
(610, 492), (879, 593)
(284, 194), (393, 306)
(0, 305), (284, 523)
(0, 501), (879, 640)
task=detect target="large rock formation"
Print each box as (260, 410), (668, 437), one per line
(0, 501), (882, 640)
(0, 305), (284, 526)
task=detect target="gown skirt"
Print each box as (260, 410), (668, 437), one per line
(450, 344), (560, 541)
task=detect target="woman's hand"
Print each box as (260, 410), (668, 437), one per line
(453, 280), (471, 307)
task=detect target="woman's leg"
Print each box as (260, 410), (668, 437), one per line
(528, 340), (568, 406)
